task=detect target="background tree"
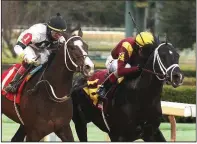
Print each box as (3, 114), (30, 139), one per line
(2, 1), (21, 58)
(158, 1), (196, 50)
(2, 0), (196, 58)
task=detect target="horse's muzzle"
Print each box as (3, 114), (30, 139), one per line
(83, 57), (94, 77)
(166, 71), (184, 88)
(171, 72), (184, 88)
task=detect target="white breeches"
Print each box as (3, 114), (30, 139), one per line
(105, 55), (131, 73)
(23, 46), (50, 65)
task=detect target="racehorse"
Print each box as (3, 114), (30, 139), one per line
(2, 28), (94, 141)
(71, 41), (184, 142)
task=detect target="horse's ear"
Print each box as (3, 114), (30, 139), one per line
(157, 35), (160, 43)
(78, 28), (83, 37)
(165, 33), (168, 44)
(71, 23), (81, 33)
(62, 32), (70, 40)
(66, 23), (72, 33)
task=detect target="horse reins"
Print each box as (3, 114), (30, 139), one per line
(141, 68), (165, 78)
(30, 36), (89, 103)
(64, 35), (88, 72)
(142, 43), (180, 82)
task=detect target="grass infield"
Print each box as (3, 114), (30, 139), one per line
(1, 115), (196, 142)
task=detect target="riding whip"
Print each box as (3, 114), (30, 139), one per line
(128, 12), (145, 45)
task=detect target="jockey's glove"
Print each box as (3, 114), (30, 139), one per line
(33, 60), (40, 66)
(137, 64), (142, 72)
(58, 36), (66, 44)
(19, 53), (25, 59)
(23, 56), (39, 66)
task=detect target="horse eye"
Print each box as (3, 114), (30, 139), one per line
(169, 50), (173, 55)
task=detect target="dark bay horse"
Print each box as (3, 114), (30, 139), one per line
(71, 42), (184, 142)
(2, 28), (94, 141)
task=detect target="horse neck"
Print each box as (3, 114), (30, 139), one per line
(139, 57), (164, 100)
(44, 48), (74, 97)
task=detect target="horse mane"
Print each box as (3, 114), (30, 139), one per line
(72, 69), (103, 91)
(72, 73), (87, 90)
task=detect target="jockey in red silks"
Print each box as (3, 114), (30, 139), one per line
(4, 13), (67, 93)
(97, 31), (156, 110)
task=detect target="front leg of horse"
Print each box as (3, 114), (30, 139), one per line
(108, 132), (127, 142)
(74, 121), (88, 141)
(55, 125), (74, 142)
(72, 104), (88, 141)
(26, 129), (44, 142)
(142, 128), (166, 142)
(11, 124), (26, 142)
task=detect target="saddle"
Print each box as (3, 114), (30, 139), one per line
(83, 69), (141, 110)
(1, 64), (43, 104)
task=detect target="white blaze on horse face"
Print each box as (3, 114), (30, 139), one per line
(74, 40), (94, 76)
(74, 40), (87, 56)
(84, 57), (95, 76)
(169, 50), (173, 55)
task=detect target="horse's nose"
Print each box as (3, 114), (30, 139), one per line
(173, 72), (184, 81)
(84, 64), (90, 71)
(172, 73), (180, 79)
(172, 72), (184, 87)
(83, 57), (94, 76)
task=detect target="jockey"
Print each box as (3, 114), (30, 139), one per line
(4, 13), (67, 93)
(97, 31), (155, 110)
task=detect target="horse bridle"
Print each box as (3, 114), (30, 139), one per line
(64, 35), (88, 72)
(28, 35), (89, 103)
(142, 43), (180, 82)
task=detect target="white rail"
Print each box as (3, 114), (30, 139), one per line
(161, 101), (196, 117)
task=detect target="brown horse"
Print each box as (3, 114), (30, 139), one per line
(2, 28), (94, 141)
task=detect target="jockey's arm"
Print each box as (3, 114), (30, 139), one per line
(14, 31), (44, 64)
(114, 42), (139, 77)
(14, 44), (26, 59)
(14, 32), (34, 58)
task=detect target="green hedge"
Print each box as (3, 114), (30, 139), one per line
(182, 70), (196, 77)
(161, 86), (196, 123)
(183, 77), (196, 86)
(161, 85), (196, 104)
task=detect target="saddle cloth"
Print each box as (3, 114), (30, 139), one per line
(1, 63), (42, 104)
(83, 69), (124, 106)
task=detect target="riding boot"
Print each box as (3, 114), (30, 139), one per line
(97, 73), (117, 110)
(4, 65), (27, 93)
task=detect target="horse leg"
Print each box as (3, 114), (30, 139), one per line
(25, 129), (44, 142)
(152, 128), (166, 142)
(108, 133), (120, 142)
(11, 124), (26, 142)
(55, 125), (74, 142)
(142, 128), (166, 142)
(72, 104), (88, 141)
(73, 121), (87, 141)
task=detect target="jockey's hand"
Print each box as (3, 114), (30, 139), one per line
(19, 53), (25, 59)
(23, 56), (39, 66)
(33, 60), (40, 66)
(58, 36), (65, 44)
(137, 64), (142, 72)
(58, 36), (65, 48)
